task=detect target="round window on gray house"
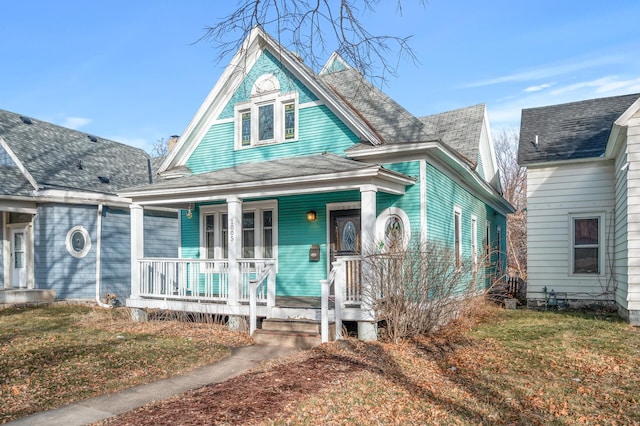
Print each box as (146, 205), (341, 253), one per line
(66, 226), (91, 258)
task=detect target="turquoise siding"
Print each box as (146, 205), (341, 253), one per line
(181, 206), (203, 258)
(378, 161), (421, 241)
(186, 104), (359, 174)
(276, 191), (360, 297)
(426, 163), (507, 285)
(186, 48), (360, 175)
(218, 50), (318, 120)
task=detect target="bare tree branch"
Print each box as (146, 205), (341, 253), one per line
(198, 0), (424, 86)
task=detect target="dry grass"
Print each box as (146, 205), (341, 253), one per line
(0, 304), (251, 423)
(100, 303), (640, 425)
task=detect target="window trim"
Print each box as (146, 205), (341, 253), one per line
(234, 91), (299, 149)
(471, 215), (478, 271)
(569, 212), (604, 276)
(375, 207), (411, 252)
(454, 206), (462, 268)
(66, 225), (91, 258)
(199, 200), (278, 263)
(484, 220), (491, 264)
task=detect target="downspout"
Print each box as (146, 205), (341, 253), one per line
(95, 204), (111, 308)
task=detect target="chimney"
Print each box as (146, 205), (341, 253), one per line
(168, 135), (180, 153)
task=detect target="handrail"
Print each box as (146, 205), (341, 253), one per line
(249, 260), (276, 336)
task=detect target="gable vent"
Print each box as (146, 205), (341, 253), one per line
(87, 135), (98, 142)
(98, 176), (110, 184)
(20, 116), (33, 125)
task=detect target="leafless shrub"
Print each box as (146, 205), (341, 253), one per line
(363, 241), (490, 343)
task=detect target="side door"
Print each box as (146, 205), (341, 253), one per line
(11, 227), (27, 288)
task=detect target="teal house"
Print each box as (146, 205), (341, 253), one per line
(121, 27), (513, 340)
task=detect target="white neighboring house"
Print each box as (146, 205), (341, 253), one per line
(518, 93), (640, 324)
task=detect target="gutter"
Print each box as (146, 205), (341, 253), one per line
(95, 203), (111, 309)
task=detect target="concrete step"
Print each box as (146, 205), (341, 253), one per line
(261, 318), (322, 333)
(253, 319), (336, 349)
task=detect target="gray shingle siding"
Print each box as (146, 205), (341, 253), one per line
(519, 93), (640, 165)
(34, 204), (98, 299)
(100, 208), (131, 300)
(144, 210), (179, 258)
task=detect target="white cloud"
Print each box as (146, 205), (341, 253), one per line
(524, 83), (553, 93)
(464, 55), (624, 88)
(61, 116), (92, 129)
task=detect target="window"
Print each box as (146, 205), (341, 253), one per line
(496, 225), (502, 257)
(200, 201), (277, 261)
(571, 215), (602, 274)
(454, 207), (462, 267)
(471, 215), (478, 271)
(66, 226), (91, 258)
(235, 74), (298, 148)
(484, 221), (491, 262)
(375, 207), (411, 251)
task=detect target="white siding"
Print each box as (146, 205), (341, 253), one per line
(527, 161), (615, 302)
(614, 141), (628, 309)
(626, 111), (640, 311)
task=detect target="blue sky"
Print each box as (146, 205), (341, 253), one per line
(2, 1), (639, 153)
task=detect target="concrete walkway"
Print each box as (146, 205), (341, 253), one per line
(9, 345), (300, 426)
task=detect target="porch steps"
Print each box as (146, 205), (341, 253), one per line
(252, 318), (335, 349)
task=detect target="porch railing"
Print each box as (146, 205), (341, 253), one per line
(321, 255), (363, 342)
(137, 258), (274, 305)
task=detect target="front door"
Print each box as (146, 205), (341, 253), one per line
(329, 209), (361, 264)
(11, 228), (27, 288)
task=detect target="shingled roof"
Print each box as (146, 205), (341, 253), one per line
(0, 109), (154, 196)
(320, 68), (439, 144)
(519, 93), (640, 165)
(419, 104), (486, 166)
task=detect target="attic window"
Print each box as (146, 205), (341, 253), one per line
(87, 135), (98, 142)
(20, 116), (32, 125)
(235, 93), (298, 149)
(98, 176), (110, 184)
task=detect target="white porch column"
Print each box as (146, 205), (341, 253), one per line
(227, 196), (243, 307)
(360, 185), (377, 255)
(129, 203), (144, 299)
(359, 185), (378, 340)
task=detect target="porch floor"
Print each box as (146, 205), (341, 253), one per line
(275, 296), (322, 309)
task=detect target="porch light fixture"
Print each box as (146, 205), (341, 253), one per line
(186, 204), (193, 219)
(306, 210), (317, 222)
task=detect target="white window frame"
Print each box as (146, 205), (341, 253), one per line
(454, 206), (462, 268)
(484, 220), (491, 264)
(471, 215), (478, 271)
(375, 207), (411, 252)
(569, 212), (604, 276)
(199, 200), (278, 262)
(234, 89), (298, 149)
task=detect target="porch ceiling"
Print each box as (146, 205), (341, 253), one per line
(119, 153), (415, 207)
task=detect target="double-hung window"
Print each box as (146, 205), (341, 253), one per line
(200, 201), (277, 261)
(571, 214), (602, 274)
(471, 215), (478, 271)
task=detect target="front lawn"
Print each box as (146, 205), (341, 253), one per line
(0, 304), (251, 423)
(101, 306), (640, 425)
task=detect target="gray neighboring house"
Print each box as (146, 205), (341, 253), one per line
(519, 93), (640, 323)
(0, 109), (178, 305)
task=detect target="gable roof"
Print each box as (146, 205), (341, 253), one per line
(419, 104), (486, 166)
(0, 108), (153, 196)
(160, 27), (386, 174)
(320, 68), (439, 144)
(519, 93), (640, 165)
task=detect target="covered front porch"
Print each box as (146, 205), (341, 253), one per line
(121, 154), (415, 341)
